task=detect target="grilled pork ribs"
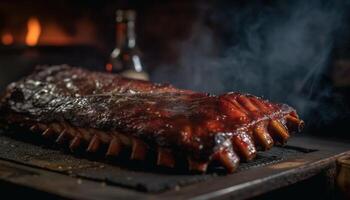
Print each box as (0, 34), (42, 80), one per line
(0, 65), (304, 173)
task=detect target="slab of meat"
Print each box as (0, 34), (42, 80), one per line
(0, 65), (304, 173)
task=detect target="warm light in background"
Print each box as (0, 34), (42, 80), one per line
(105, 63), (113, 72)
(25, 17), (41, 46)
(1, 33), (14, 45)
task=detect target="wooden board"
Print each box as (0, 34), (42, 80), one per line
(0, 133), (349, 199)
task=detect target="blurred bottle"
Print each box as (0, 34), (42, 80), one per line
(106, 9), (149, 80)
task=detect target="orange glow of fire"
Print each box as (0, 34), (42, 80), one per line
(1, 33), (14, 45)
(2, 16), (97, 46)
(39, 18), (97, 46)
(25, 17), (41, 46)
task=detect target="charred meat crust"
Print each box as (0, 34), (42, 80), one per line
(0, 65), (304, 173)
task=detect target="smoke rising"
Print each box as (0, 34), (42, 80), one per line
(151, 0), (348, 130)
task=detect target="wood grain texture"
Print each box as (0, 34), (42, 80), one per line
(0, 133), (349, 199)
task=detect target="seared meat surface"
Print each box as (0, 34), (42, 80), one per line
(0, 65), (304, 173)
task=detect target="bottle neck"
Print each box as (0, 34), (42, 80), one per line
(108, 9), (149, 80)
(116, 20), (136, 49)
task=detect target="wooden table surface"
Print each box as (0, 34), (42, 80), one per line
(0, 134), (349, 200)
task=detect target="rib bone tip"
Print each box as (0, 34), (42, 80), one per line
(253, 124), (274, 150)
(86, 135), (101, 153)
(286, 115), (304, 133)
(268, 119), (290, 144)
(157, 148), (176, 168)
(41, 128), (52, 138)
(69, 136), (82, 151)
(106, 137), (122, 157)
(130, 138), (147, 161)
(231, 133), (257, 161)
(55, 129), (68, 144)
(213, 149), (239, 173)
(29, 124), (38, 132)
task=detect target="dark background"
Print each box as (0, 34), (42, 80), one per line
(0, 0), (349, 138)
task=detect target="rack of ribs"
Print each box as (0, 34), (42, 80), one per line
(0, 65), (304, 173)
